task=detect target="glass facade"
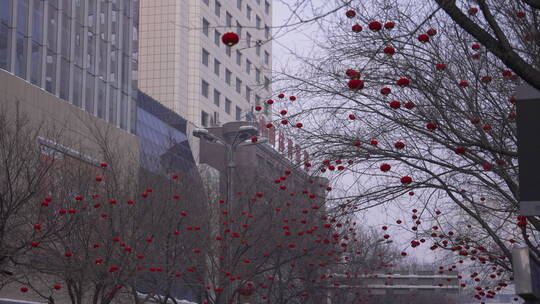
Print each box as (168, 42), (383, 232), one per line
(137, 91), (197, 175)
(0, 0), (139, 133)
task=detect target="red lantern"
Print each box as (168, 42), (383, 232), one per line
(346, 69), (360, 79)
(53, 285), (61, 290)
(404, 101), (415, 109)
(396, 78), (410, 87)
(348, 114), (356, 120)
(278, 93), (285, 99)
(380, 163), (391, 172)
(389, 101), (401, 109)
(468, 7), (478, 15)
(266, 99), (274, 104)
(368, 21), (382, 31)
(348, 79), (364, 90)
(435, 63), (446, 71)
(351, 24), (362, 32)
(516, 11), (525, 18)
(417, 34), (430, 43)
(427, 28), (437, 36)
(239, 282), (255, 296)
(345, 10), (356, 18)
(426, 122), (437, 130)
(255, 106), (262, 111)
(471, 43), (481, 50)
(265, 123), (273, 128)
(454, 147), (466, 154)
(289, 96), (296, 101)
(384, 22), (395, 30)
(296, 122), (303, 128)
(400, 176), (412, 184)
(383, 46), (395, 56)
(380, 87), (391, 95)
(20, 287), (29, 293)
(370, 140), (378, 145)
(394, 141), (405, 149)
(458, 81), (469, 87)
(481, 76), (492, 83)
(280, 109), (287, 115)
(221, 32), (240, 46)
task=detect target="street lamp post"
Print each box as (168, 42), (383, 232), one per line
(193, 126), (267, 304)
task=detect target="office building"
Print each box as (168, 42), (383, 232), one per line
(138, 0), (273, 128)
(0, 0), (139, 133)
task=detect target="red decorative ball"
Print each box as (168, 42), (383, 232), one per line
(266, 99), (274, 104)
(370, 140), (378, 145)
(20, 287), (29, 293)
(404, 101), (415, 109)
(394, 141), (405, 149)
(265, 123), (273, 128)
(278, 93), (285, 99)
(351, 24), (362, 33)
(345, 10), (356, 18)
(280, 109), (287, 115)
(384, 22), (395, 30)
(396, 78), (410, 87)
(296, 122), (303, 128)
(471, 43), (481, 50)
(255, 106), (262, 111)
(436, 63), (446, 71)
(348, 114), (356, 120)
(348, 79), (364, 90)
(417, 34), (430, 43)
(380, 163), (391, 172)
(426, 122), (437, 130)
(389, 101), (401, 109)
(427, 28), (437, 36)
(346, 69), (360, 79)
(454, 147), (466, 155)
(468, 7), (478, 15)
(368, 21), (382, 31)
(380, 87), (391, 95)
(383, 46), (396, 55)
(400, 176), (412, 184)
(458, 81), (469, 87)
(289, 96), (296, 101)
(222, 32), (240, 46)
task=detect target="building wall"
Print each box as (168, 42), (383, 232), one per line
(0, 0), (139, 133)
(138, 0), (273, 129)
(0, 68), (139, 174)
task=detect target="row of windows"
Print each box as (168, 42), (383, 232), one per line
(201, 106), (242, 127)
(202, 0), (271, 16)
(201, 77), (255, 115)
(202, 47), (270, 93)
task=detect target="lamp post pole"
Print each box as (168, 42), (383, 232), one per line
(193, 126), (267, 304)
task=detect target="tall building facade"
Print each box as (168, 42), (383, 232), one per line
(0, 0), (139, 133)
(138, 0), (272, 128)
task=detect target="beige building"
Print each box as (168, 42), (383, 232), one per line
(138, 0), (273, 130)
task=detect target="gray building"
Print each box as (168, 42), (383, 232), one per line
(0, 0), (139, 133)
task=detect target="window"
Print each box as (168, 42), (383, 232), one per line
(214, 59), (220, 76)
(201, 111), (209, 127)
(256, 16), (261, 29)
(215, 0), (221, 17)
(235, 77), (242, 93)
(225, 69), (232, 85)
(202, 48), (209, 66)
(256, 43), (261, 56)
(255, 68), (261, 83)
(265, 52), (272, 67)
(236, 21), (242, 36)
(264, 76), (270, 90)
(201, 79), (209, 98)
(265, 0), (270, 14)
(237, 0), (242, 10)
(246, 5), (252, 20)
(236, 106), (241, 120)
(236, 50), (242, 65)
(246, 86), (251, 102)
(214, 30), (221, 46)
(213, 89), (220, 106)
(265, 25), (270, 39)
(246, 32), (251, 47)
(0, 0), (11, 26)
(255, 94), (261, 106)
(246, 59), (251, 74)
(226, 12), (232, 27)
(202, 0), (209, 5)
(213, 111), (219, 125)
(202, 18), (209, 36)
(226, 45), (231, 57)
(225, 98), (232, 114)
